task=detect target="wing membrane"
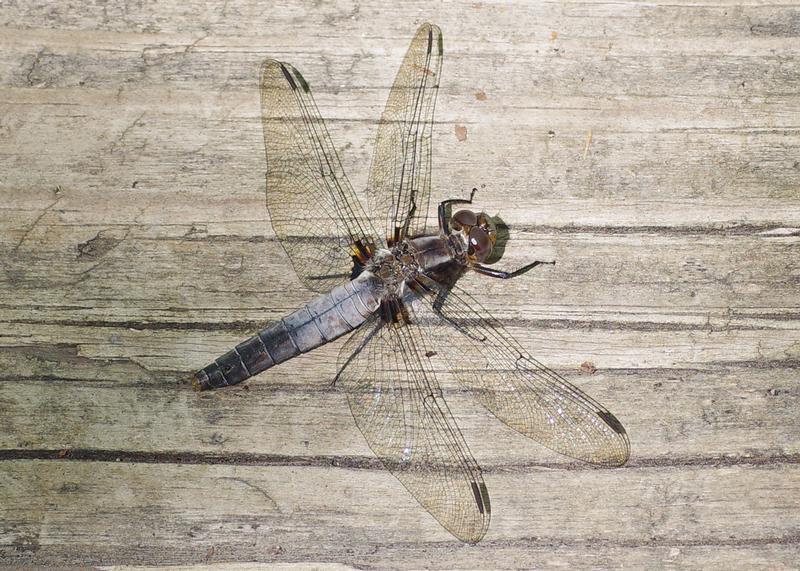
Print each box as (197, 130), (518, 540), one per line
(260, 60), (380, 293)
(414, 277), (630, 466)
(337, 309), (490, 543)
(367, 23), (443, 243)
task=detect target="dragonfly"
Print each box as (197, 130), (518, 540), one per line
(194, 23), (630, 543)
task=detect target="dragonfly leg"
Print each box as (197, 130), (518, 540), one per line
(473, 259), (555, 279)
(438, 187), (478, 233)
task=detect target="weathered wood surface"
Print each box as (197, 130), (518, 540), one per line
(1, 0), (799, 568)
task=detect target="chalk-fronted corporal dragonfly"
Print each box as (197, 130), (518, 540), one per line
(194, 23), (629, 543)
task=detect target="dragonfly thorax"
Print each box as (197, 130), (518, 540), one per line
(367, 245), (420, 296)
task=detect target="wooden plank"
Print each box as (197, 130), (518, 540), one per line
(2, 100), (798, 227)
(1, 311), (798, 375)
(2, 232), (799, 324)
(1, 363), (798, 463)
(1, 460), (799, 568)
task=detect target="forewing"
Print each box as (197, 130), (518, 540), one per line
(367, 23), (443, 243)
(260, 60), (380, 293)
(336, 310), (490, 543)
(414, 277), (630, 466)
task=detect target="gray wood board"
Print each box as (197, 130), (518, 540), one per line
(1, 0), (799, 569)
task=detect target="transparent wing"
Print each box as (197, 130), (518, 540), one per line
(414, 276), (630, 466)
(336, 308), (490, 543)
(260, 59), (381, 293)
(367, 23), (443, 244)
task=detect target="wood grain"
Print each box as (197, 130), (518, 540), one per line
(1, 0), (799, 568)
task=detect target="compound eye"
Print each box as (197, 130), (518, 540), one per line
(452, 209), (478, 228)
(468, 226), (492, 262)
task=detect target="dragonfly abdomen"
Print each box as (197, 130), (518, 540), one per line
(193, 272), (382, 390)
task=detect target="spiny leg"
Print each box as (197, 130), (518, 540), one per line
(438, 187), (478, 233)
(473, 259), (555, 279)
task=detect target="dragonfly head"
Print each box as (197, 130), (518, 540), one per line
(450, 209), (497, 263)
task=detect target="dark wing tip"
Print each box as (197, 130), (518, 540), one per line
(260, 59), (294, 91)
(261, 60), (308, 93)
(279, 62), (298, 90)
(597, 410), (626, 436)
(596, 410), (631, 466)
(293, 68), (310, 93)
(428, 23), (443, 56)
(417, 23), (443, 56)
(470, 481), (491, 516)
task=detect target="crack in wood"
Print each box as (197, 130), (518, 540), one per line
(220, 476), (281, 512)
(24, 48), (45, 86)
(2, 315), (795, 333)
(11, 196), (61, 254)
(2, 448), (797, 471)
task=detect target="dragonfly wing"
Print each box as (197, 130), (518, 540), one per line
(336, 308), (490, 543)
(414, 276), (630, 467)
(367, 23), (443, 244)
(260, 60), (381, 293)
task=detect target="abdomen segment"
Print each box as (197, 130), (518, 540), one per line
(193, 272), (381, 390)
